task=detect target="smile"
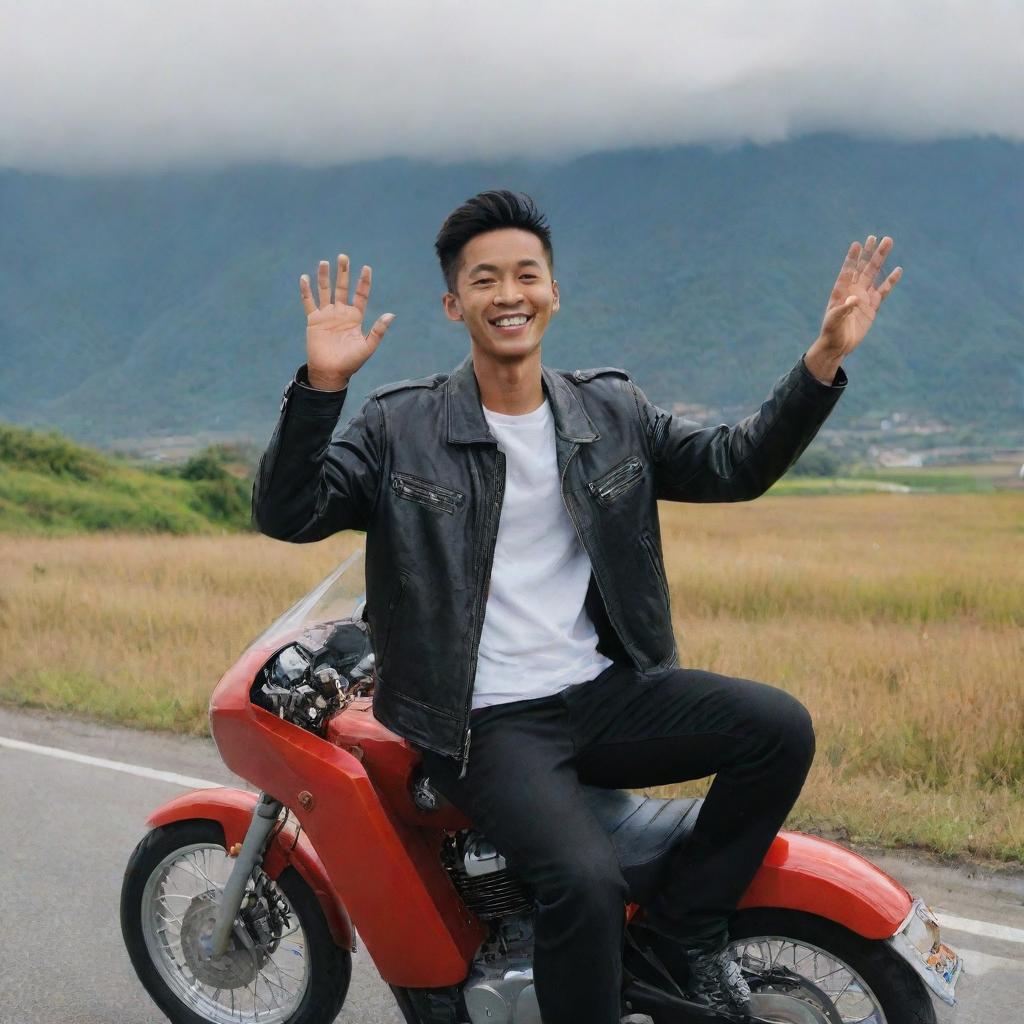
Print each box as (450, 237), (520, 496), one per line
(488, 314), (533, 331)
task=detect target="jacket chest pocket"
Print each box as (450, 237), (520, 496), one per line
(391, 471), (465, 515)
(587, 455), (645, 506)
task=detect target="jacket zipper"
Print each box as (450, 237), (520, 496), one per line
(561, 446), (636, 663)
(379, 573), (409, 665)
(640, 530), (670, 605)
(391, 473), (465, 515)
(588, 456), (644, 505)
(459, 448), (506, 779)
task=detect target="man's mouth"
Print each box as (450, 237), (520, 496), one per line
(488, 313), (533, 332)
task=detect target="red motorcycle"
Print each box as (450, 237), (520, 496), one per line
(120, 549), (962, 1024)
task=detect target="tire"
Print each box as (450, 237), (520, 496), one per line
(120, 820), (351, 1024)
(727, 908), (937, 1024)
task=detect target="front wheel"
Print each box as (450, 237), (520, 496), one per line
(727, 908), (937, 1024)
(120, 820), (351, 1024)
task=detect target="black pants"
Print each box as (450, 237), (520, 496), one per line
(418, 661), (816, 1024)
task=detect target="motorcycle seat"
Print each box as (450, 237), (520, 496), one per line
(580, 785), (704, 905)
(414, 765), (702, 906)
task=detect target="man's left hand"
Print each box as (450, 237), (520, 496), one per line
(804, 235), (903, 384)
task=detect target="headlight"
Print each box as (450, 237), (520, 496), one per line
(252, 620), (374, 734)
(888, 898), (963, 1006)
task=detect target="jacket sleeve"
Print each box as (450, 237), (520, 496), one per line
(252, 365), (385, 542)
(633, 354), (846, 503)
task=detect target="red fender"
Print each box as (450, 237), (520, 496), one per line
(737, 830), (913, 939)
(145, 787), (354, 951)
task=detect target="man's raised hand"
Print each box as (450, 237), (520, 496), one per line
(804, 235), (903, 384)
(821, 235), (902, 352)
(299, 254), (396, 391)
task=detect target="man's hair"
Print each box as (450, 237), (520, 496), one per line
(435, 189), (554, 294)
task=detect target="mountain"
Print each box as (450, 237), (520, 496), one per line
(1, 134), (1021, 446)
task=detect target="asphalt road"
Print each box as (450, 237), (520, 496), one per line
(0, 705), (1020, 1024)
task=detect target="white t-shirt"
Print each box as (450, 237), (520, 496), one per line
(471, 397), (614, 710)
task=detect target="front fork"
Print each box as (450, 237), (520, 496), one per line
(203, 791), (283, 958)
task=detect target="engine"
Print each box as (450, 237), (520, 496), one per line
(441, 830), (545, 1024)
(441, 831), (533, 920)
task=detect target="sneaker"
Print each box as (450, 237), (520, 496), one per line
(628, 925), (751, 1016)
(685, 942), (752, 1016)
(627, 923), (689, 994)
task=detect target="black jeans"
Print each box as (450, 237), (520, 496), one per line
(418, 661), (815, 1024)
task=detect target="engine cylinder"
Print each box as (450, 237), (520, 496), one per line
(442, 832), (533, 920)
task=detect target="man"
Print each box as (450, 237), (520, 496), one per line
(253, 190), (902, 1023)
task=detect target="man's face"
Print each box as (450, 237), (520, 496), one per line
(442, 228), (559, 363)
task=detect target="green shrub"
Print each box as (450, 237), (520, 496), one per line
(789, 447), (843, 477)
(0, 424), (109, 481)
(0, 424), (253, 533)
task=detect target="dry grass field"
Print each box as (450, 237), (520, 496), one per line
(1, 493), (1021, 861)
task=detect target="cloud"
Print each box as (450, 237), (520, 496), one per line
(1, 0), (1021, 174)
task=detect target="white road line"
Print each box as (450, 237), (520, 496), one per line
(938, 913), (1024, 947)
(950, 946), (1024, 976)
(0, 735), (221, 790)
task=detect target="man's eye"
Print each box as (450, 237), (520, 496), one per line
(520, 275), (537, 281)
(472, 279), (493, 286)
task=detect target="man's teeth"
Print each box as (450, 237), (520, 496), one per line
(494, 315), (529, 327)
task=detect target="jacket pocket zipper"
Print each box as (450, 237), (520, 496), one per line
(391, 472), (465, 515)
(639, 530), (670, 606)
(588, 456), (644, 506)
(378, 572), (409, 665)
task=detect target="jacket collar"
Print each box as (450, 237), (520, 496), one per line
(445, 352), (599, 445)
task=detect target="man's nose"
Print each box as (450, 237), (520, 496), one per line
(494, 280), (524, 305)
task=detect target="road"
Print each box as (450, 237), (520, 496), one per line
(0, 705), (1020, 1023)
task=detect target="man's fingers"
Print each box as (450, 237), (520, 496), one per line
(860, 235), (893, 288)
(854, 235), (877, 283)
(831, 240), (859, 285)
(317, 260), (332, 308)
(366, 312), (396, 350)
(353, 265), (372, 315)
(336, 253), (350, 307)
(841, 240), (861, 274)
(827, 241), (859, 303)
(876, 265), (903, 303)
(299, 274), (316, 316)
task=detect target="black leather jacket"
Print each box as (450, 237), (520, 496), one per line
(252, 351), (845, 774)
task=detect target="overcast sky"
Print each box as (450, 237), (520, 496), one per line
(1, 0), (1021, 175)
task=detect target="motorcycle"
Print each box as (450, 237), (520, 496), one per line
(120, 548), (962, 1024)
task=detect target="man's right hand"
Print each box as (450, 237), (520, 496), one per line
(299, 254), (396, 391)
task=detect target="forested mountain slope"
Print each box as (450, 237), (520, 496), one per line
(1, 134), (1020, 445)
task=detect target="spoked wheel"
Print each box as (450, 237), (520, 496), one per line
(727, 909), (936, 1024)
(121, 820), (351, 1024)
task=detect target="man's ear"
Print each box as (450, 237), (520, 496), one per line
(442, 291), (463, 322)
(552, 279), (560, 315)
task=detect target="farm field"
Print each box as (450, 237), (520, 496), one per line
(1, 492), (1021, 861)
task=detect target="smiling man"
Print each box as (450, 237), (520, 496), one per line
(253, 190), (902, 1023)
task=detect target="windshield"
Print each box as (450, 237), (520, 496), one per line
(251, 547), (367, 650)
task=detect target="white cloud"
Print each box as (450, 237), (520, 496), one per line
(0, 0), (1020, 174)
